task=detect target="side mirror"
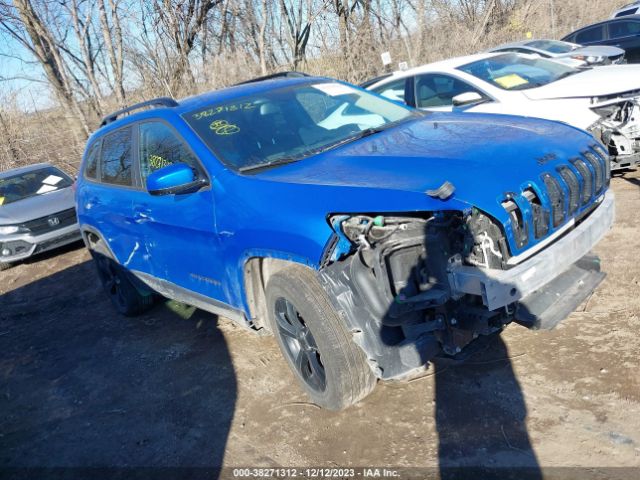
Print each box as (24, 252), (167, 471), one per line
(146, 163), (207, 196)
(452, 91), (485, 108)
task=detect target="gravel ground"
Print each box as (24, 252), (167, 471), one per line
(1, 171), (639, 479)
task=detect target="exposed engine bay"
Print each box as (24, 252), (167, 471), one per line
(319, 212), (516, 380)
(590, 92), (640, 170)
(319, 195), (611, 381)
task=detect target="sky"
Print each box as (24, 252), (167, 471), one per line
(0, 32), (51, 111)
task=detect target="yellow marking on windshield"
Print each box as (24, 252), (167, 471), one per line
(494, 73), (529, 89)
(193, 102), (256, 120)
(148, 154), (172, 170)
(0, 197), (4, 206)
(209, 119), (240, 135)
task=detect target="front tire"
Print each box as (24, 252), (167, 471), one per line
(92, 253), (154, 316)
(266, 264), (377, 410)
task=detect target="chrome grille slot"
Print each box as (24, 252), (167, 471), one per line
(570, 158), (593, 205)
(501, 198), (528, 248)
(556, 166), (580, 215)
(541, 173), (565, 228)
(584, 151), (604, 193)
(522, 188), (549, 239)
(592, 144), (611, 183)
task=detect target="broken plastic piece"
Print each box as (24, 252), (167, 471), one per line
(426, 181), (455, 200)
(373, 215), (385, 227)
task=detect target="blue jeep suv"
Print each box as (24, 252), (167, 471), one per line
(76, 73), (615, 410)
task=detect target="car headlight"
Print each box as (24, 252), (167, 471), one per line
(0, 225), (20, 235)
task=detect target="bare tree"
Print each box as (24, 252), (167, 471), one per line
(0, 0), (92, 137)
(98, 0), (126, 105)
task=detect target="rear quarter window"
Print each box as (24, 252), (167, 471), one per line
(609, 20), (640, 38)
(83, 142), (100, 180)
(100, 127), (133, 187)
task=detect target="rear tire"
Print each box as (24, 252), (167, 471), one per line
(0, 262), (12, 271)
(266, 264), (377, 410)
(92, 253), (154, 316)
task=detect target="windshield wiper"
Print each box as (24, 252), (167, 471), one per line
(239, 157), (304, 173)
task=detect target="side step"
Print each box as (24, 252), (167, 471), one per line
(515, 254), (605, 330)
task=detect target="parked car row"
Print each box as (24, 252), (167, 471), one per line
(564, 14), (640, 63)
(0, 13), (631, 409)
(365, 53), (640, 172)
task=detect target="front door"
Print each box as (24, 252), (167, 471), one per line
(130, 120), (227, 304)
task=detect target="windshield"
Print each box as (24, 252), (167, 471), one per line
(0, 166), (73, 206)
(526, 40), (576, 54)
(183, 81), (417, 172)
(457, 53), (578, 90)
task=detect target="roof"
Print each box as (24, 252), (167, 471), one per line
(91, 76), (327, 140)
(87, 75), (329, 145)
(176, 76), (319, 114)
(567, 13), (640, 32)
(0, 163), (54, 179)
(369, 52), (503, 84)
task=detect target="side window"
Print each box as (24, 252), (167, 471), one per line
(138, 122), (201, 181)
(371, 78), (407, 103)
(414, 74), (483, 108)
(84, 142), (100, 180)
(575, 25), (604, 43)
(100, 127), (133, 186)
(610, 21), (640, 38)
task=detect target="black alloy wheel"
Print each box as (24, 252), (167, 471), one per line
(274, 297), (327, 392)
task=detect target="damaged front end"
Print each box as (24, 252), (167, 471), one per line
(589, 91), (640, 171)
(319, 192), (614, 380)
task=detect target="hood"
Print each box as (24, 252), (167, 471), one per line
(0, 187), (75, 225)
(524, 65), (640, 100)
(252, 112), (595, 220)
(566, 45), (626, 58)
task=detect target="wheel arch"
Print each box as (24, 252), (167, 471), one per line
(243, 256), (318, 333)
(80, 225), (118, 261)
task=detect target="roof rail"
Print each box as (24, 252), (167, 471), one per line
(99, 97), (179, 127)
(234, 71), (311, 86)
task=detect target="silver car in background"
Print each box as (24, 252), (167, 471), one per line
(0, 163), (81, 270)
(489, 39), (626, 68)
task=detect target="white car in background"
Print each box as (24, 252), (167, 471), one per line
(612, 1), (640, 18)
(366, 52), (640, 170)
(488, 39), (625, 67)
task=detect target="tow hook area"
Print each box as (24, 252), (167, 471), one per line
(515, 254), (605, 330)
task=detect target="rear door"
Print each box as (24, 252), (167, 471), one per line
(130, 120), (226, 303)
(79, 126), (138, 263)
(606, 19), (640, 62)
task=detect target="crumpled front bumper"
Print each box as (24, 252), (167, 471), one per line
(0, 224), (82, 264)
(447, 190), (615, 322)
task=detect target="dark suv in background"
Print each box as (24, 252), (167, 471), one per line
(563, 14), (640, 63)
